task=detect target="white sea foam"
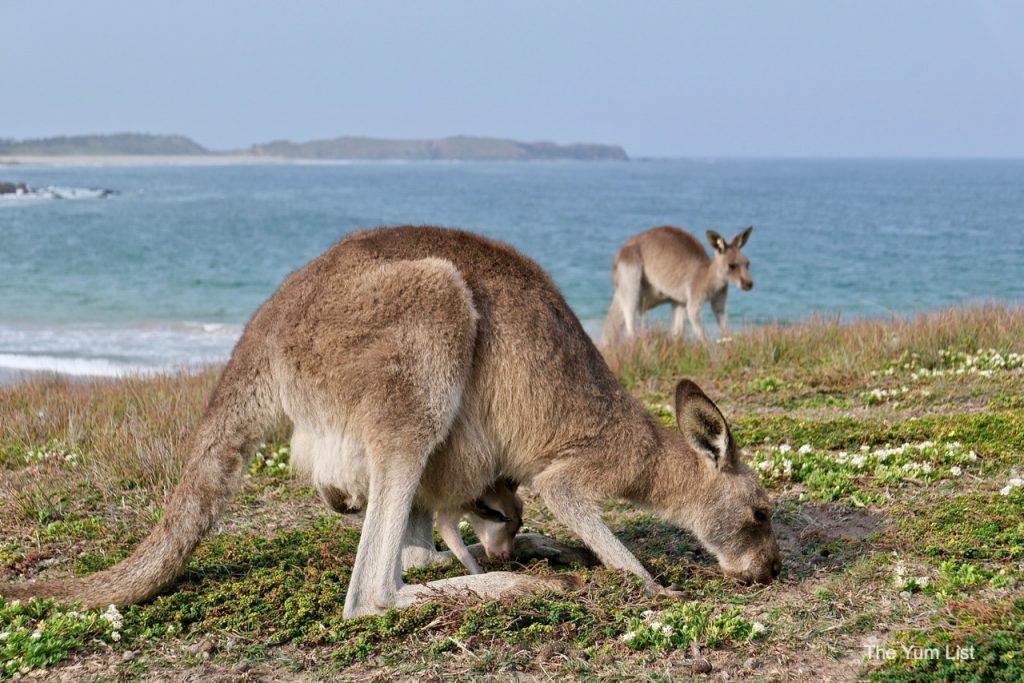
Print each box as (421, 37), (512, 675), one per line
(0, 354), (151, 378)
(0, 322), (241, 380)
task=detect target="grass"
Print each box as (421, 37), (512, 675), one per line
(1, 304), (1022, 680)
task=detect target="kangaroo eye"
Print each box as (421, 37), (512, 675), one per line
(753, 508), (770, 524)
(473, 502), (511, 523)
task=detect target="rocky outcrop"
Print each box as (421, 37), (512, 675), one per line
(0, 181), (116, 199)
(0, 181), (30, 195)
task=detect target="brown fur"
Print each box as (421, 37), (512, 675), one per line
(436, 478), (523, 575)
(603, 225), (754, 344)
(0, 226), (779, 618)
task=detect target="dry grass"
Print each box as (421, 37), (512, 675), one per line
(604, 302), (1024, 387)
(1, 370), (216, 491)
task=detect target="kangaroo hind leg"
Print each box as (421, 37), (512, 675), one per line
(337, 258), (480, 618)
(612, 244), (643, 339)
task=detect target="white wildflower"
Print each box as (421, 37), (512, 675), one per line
(798, 444), (814, 455)
(950, 466), (963, 477)
(999, 477), (1023, 496)
(621, 630), (637, 643)
(110, 631), (121, 642)
(661, 624), (674, 636)
(30, 631), (41, 641)
(102, 604), (124, 630)
(752, 622), (766, 634)
(777, 444), (792, 454)
(892, 562), (908, 588)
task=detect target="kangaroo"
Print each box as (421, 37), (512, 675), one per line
(436, 478), (523, 575)
(603, 225), (754, 344)
(0, 226), (780, 619)
(313, 462), (523, 576)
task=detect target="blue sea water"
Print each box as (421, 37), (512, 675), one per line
(1, 159), (1022, 377)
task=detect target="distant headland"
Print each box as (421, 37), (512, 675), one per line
(0, 133), (628, 163)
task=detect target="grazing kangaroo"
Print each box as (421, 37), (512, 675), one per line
(0, 226), (780, 619)
(603, 225), (754, 344)
(436, 478), (523, 575)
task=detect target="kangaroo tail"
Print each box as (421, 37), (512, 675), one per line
(0, 337), (280, 608)
(601, 297), (625, 346)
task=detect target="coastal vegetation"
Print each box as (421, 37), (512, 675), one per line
(250, 135), (628, 160)
(1, 304), (1021, 680)
(0, 134), (207, 157)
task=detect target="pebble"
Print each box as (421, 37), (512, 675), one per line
(191, 638), (216, 659)
(690, 658), (713, 674)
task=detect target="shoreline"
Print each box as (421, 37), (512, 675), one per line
(2, 304), (1018, 387)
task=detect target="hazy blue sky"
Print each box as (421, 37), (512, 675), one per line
(3, 1), (1022, 157)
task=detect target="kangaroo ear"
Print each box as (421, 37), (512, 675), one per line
(674, 379), (736, 471)
(706, 230), (727, 254)
(731, 226), (752, 249)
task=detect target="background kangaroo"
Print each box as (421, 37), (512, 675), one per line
(603, 225), (754, 344)
(436, 478), (523, 575)
(0, 226), (779, 619)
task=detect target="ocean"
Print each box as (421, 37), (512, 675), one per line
(1, 159), (1022, 379)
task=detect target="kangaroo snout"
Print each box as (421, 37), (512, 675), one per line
(483, 539), (514, 562)
(729, 548), (782, 585)
(741, 278), (754, 291)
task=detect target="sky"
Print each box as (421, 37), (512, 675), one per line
(2, 1), (1023, 157)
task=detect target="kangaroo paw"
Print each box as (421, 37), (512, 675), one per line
(396, 571), (578, 609)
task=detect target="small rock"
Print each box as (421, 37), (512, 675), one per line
(191, 638), (216, 659)
(691, 658), (713, 674)
(121, 650), (136, 662)
(538, 642), (564, 659)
